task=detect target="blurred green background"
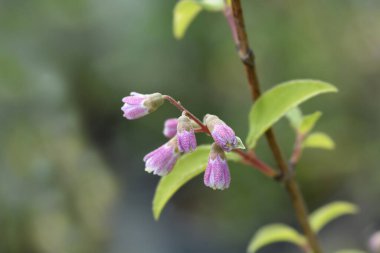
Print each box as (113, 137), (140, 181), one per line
(1, 0), (379, 252)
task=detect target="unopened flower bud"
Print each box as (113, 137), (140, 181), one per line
(121, 92), (164, 120)
(369, 231), (380, 253)
(163, 118), (178, 138)
(204, 143), (231, 190)
(143, 137), (179, 176)
(177, 114), (197, 153)
(204, 114), (241, 152)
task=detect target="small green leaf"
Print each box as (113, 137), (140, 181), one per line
(310, 201), (359, 233)
(286, 107), (303, 129)
(247, 224), (306, 253)
(335, 250), (367, 253)
(299, 111), (322, 134)
(235, 136), (246, 149)
(246, 80), (337, 149)
(152, 145), (240, 220)
(200, 0), (225, 11)
(173, 0), (203, 39)
(303, 132), (335, 150)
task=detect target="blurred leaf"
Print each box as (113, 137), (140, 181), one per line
(152, 145), (240, 220)
(286, 107), (303, 129)
(335, 250), (367, 253)
(225, 151), (241, 162)
(303, 132), (335, 150)
(173, 0), (203, 39)
(200, 0), (225, 11)
(300, 111), (322, 134)
(247, 224), (306, 253)
(173, 0), (225, 39)
(246, 80), (338, 149)
(310, 201), (359, 233)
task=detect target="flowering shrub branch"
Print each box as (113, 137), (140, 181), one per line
(120, 0), (355, 252)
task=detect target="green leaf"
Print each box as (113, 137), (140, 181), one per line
(299, 111), (322, 134)
(335, 250), (367, 253)
(200, 0), (225, 11)
(303, 132), (335, 150)
(247, 224), (306, 253)
(286, 107), (303, 129)
(173, 0), (203, 39)
(246, 80), (337, 149)
(152, 145), (240, 220)
(309, 201), (359, 233)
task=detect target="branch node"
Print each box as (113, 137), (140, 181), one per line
(274, 167), (296, 183)
(239, 48), (254, 67)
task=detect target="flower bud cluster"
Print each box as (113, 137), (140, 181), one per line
(121, 92), (244, 189)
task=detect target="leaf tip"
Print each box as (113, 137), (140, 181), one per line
(153, 212), (160, 221)
(152, 202), (162, 221)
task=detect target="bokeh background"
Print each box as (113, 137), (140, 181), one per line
(1, 0), (379, 252)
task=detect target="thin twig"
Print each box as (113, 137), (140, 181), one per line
(290, 131), (305, 167)
(229, 1), (323, 252)
(163, 95), (209, 134)
(234, 149), (276, 177)
(224, 4), (239, 45)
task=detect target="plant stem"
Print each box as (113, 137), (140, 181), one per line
(224, 4), (239, 45)
(290, 132), (305, 167)
(234, 149), (276, 177)
(229, 1), (322, 252)
(163, 95), (276, 177)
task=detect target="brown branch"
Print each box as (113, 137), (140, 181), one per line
(229, 1), (323, 252)
(230, 0), (261, 100)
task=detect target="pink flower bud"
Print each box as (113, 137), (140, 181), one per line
(163, 118), (178, 138)
(204, 143), (231, 190)
(177, 115), (197, 153)
(369, 231), (380, 253)
(143, 137), (179, 176)
(204, 114), (238, 152)
(121, 92), (164, 120)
